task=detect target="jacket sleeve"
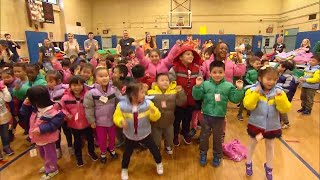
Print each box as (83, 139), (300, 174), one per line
(277, 75), (292, 93)
(149, 101), (161, 122)
(245, 71), (254, 85)
(59, 96), (71, 118)
(39, 112), (64, 134)
(233, 63), (246, 77)
(83, 91), (96, 124)
(176, 90), (187, 107)
(228, 86), (244, 104)
(274, 91), (292, 113)
(34, 79), (47, 86)
(13, 83), (28, 100)
(163, 44), (180, 68)
(168, 67), (176, 81)
(2, 87), (12, 102)
(136, 46), (150, 69)
(192, 84), (204, 100)
(306, 70), (320, 84)
(243, 89), (260, 110)
(113, 103), (124, 127)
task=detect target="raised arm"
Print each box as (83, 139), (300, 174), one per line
(135, 45), (150, 68)
(162, 44), (181, 68)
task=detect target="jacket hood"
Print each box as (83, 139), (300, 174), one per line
(173, 46), (202, 66)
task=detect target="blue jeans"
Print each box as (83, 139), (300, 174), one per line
(0, 123), (9, 148)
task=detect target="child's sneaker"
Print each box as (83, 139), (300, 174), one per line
(76, 158), (84, 167)
(165, 146), (173, 155)
(237, 114), (244, 121)
(39, 166), (46, 174)
(264, 163), (273, 180)
(156, 163), (164, 175)
(297, 107), (305, 113)
(56, 148), (62, 159)
(68, 147), (74, 156)
(188, 128), (197, 137)
(245, 162), (253, 176)
(121, 169), (129, 180)
(3, 147), (14, 156)
(107, 148), (118, 159)
(211, 156), (221, 167)
(173, 136), (180, 146)
(88, 152), (98, 161)
(100, 153), (107, 164)
(183, 135), (191, 145)
(302, 109), (311, 115)
(281, 123), (290, 129)
(199, 153), (207, 166)
(40, 170), (59, 180)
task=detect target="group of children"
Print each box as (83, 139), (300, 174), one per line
(0, 39), (319, 180)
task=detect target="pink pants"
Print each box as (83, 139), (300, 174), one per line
(191, 110), (203, 129)
(96, 125), (116, 153)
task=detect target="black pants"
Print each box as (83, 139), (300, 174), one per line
(122, 135), (161, 169)
(174, 106), (194, 137)
(56, 121), (73, 148)
(71, 127), (95, 161)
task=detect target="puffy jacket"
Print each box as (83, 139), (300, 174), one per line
(243, 83), (291, 131)
(277, 69), (298, 101)
(1, 78), (20, 116)
(113, 96), (161, 141)
(201, 56), (246, 82)
(147, 81), (187, 128)
(169, 46), (203, 107)
(48, 83), (68, 102)
(135, 44), (180, 78)
(29, 105), (64, 145)
(13, 74), (47, 100)
(245, 69), (258, 85)
(0, 87), (12, 124)
(62, 69), (72, 84)
(83, 83), (119, 127)
(60, 88), (90, 130)
(301, 64), (320, 89)
(192, 78), (244, 117)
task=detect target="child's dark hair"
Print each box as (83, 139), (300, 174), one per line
(279, 61), (294, 71)
(247, 56), (260, 65)
(26, 85), (54, 108)
(1, 67), (14, 76)
(70, 55), (78, 60)
(255, 51), (264, 59)
(106, 55), (114, 63)
(261, 59), (269, 65)
(78, 52), (85, 57)
(26, 63), (40, 72)
(80, 63), (94, 73)
(118, 59), (128, 66)
(311, 53), (320, 62)
(132, 64), (145, 79)
(94, 67), (109, 79)
(209, 60), (225, 71)
(258, 67), (279, 78)
(156, 73), (169, 81)
(128, 50), (134, 56)
(114, 64), (128, 78)
(69, 75), (85, 85)
(13, 62), (27, 70)
(125, 82), (144, 102)
(149, 49), (161, 57)
(46, 70), (63, 82)
(61, 58), (71, 67)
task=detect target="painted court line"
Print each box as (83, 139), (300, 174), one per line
(279, 137), (320, 179)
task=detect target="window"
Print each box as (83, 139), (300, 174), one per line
(43, 0), (58, 5)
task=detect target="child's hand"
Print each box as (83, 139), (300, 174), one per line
(255, 85), (261, 93)
(32, 128), (40, 135)
(132, 42), (138, 47)
(176, 85), (183, 92)
(122, 120), (128, 130)
(196, 76), (203, 86)
(0, 83), (5, 90)
(142, 83), (149, 93)
(235, 80), (244, 90)
(91, 123), (96, 128)
(176, 40), (182, 46)
(275, 89), (282, 96)
(299, 78), (306, 83)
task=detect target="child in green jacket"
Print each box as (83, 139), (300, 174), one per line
(192, 61), (244, 167)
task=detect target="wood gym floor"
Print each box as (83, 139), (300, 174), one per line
(0, 88), (319, 180)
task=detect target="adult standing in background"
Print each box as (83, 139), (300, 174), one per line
(64, 33), (80, 58)
(5, 33), (20, 62)
(84, 32), (98, 61)
(0, 40), (12, 65)
(142, 33), (157, 52)
(117, 30), (135, 58)
(39, 38), (55, 71)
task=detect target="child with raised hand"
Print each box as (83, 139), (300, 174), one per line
(113, 82), (163, 180)
(147, 73), (187, 154)
(277, 61), (298, 129)
(45, 70), (73, 158)
(84, 67), (119, 164)
(168, 45), (203, 145)
(192, 61), (244, 167)
(60, 76), (98, 167)
(0, 81), (14, 159)
(298, 54), (320, 115)
(27, 85), (64, 180)
(244, 67), (291, 180)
